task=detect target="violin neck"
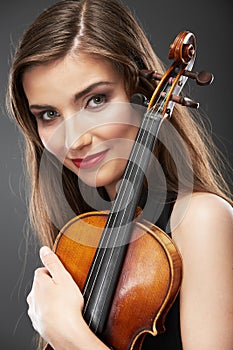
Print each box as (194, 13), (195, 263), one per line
(82, 112), (164, 335)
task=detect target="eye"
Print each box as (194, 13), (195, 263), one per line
(86, 94), (106, 109)
(38, 110), (60, 121)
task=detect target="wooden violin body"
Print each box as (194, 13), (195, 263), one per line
(54, 211), (182, 349)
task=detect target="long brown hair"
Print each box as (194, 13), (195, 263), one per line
(7, 0), (232, 249)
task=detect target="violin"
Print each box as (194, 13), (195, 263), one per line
(46, 31), (213, 350)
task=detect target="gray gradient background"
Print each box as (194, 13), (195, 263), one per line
(0, 1), (232, 349)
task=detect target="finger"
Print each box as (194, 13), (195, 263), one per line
(39, 246), (67, 281)
(26, 291), (32, 305)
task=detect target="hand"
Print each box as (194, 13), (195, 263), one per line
(27, 246), (84, 348)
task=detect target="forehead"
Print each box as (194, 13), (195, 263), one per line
(22, 53), (122, 102)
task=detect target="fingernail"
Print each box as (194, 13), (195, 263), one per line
(40, 246), (52, 257)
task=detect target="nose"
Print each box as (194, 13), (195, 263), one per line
(64, 113), (92, 151)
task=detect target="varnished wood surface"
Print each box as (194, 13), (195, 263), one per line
(53, 211), (182, 350)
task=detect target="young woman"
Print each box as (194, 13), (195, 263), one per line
(7, 0), (233, 349)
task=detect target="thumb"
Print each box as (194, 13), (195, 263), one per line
(40, 246), (66, 281)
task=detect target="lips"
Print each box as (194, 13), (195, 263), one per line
(71, 149), (109, 169)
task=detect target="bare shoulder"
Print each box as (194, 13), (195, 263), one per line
(171, 192), (233, 247)
(171, 194), (233, 349)
(170, 191), (233, 277)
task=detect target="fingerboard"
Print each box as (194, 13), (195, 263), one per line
(82, 111), (164, 335)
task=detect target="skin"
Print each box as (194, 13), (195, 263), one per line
(172, 193), (233, 350)
(23, 53), (140, 200)
(24, 53), (233, 350)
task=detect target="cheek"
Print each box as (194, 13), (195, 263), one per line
(38, 126), (50, 146)
(38, 124), (67, 160)
(90, 101), (141, 138)
(97, 124), (138, 141)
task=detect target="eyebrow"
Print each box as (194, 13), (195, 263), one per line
(29, 81), (115, 111)
(74, 81), (114, 102)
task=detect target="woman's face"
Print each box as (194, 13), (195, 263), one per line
(23, 54), (140, 199)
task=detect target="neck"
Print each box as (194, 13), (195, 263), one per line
(105, 182), (119, 201)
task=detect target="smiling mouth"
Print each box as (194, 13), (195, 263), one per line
(71, 150), (109, 169)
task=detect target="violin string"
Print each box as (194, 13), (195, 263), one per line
(83, 87), (168, 329)
(83, 84), (169, 330)
(83, 93), (167, 330)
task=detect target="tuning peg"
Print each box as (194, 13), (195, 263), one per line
(140, 69), (163, 81)
(171, 95), (199, 108)
(141, 69), (214, 86)
(131, 92), (199, 109)
(160, 91), (199, 108)
(130, 93), (149, 107)
(183, 70), (214, 86)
